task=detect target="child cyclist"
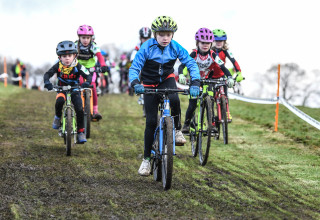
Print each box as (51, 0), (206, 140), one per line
(212, 29), (242, 81)
(212, 29), (243, 121)
(130, 27), (152, 62)
(76, 24), (109, 121)
(44, 41), (92, 143)
(178, 28), (234, 133)
(129, 16), (201, 176)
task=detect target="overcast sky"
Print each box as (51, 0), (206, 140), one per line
(1, 0), (320, 93)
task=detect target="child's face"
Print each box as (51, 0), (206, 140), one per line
(60, 54), (76, 66)
(79, 36), (91, 46)
(156, 32), (173, 47)
(140, 37), (150, 44)
(215, 40), (224, 49)
(198, 42), (211, 52)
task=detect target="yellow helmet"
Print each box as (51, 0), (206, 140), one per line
(151, 16), (178, 33)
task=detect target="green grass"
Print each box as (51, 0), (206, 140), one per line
(0, 82), (320, 219)
(229, 99), (320, 147)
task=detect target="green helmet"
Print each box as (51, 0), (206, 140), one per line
(212, 29), (227, 41)
(151, 16), (178, 33)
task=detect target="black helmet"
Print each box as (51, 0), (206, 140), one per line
(139, 27), (152, 38)
(56, 41), (77, 56)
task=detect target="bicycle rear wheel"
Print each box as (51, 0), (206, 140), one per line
(66, 108), (72, 156)
(190, 113), (198, 157)
(161, 117), (174, 190)
(221, 96), (228, 144)
(198, 96), (212, 166)
(84, 90), (91, 138)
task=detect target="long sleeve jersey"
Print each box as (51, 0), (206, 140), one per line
(44, 61), (92, 86)
(129, 38), (200, 87)
(75, 41), (107, 69)
(213, 48), (241, 76)
(178, 49), (231, 79)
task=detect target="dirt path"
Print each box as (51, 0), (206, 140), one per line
(0, 86), (319, 219)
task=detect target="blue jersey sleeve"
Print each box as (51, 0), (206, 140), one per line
(129, 43), (148, 84)
(173, 40), (200, 82)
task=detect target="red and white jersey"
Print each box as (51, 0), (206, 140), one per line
(192, 49), (224, 78)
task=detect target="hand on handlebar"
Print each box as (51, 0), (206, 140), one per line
(190, 86), (200, 97)
(44, 82), (53, 91)
(179, 74), (187, 85)
(235, 72), (244, 82)
(134, 84), (145, 94)
(227, 77), (235, 88)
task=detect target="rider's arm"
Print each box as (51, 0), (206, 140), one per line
(77, 63), (92, 83)
(130, 50), (138, 62)
(129, 44), (148, 87)
(225, 50), (241, 72)
(43, 63), (59, 83)
(178, 51), (196, 75)
(173, 41), (200, 86)
(91, 42), (107, 67)
(211, 52), (232, 78)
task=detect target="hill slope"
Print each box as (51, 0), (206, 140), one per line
(0, 83), (319, 219)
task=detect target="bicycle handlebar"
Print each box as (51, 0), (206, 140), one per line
(143, 88), (189, 95)
(53, 85), (84, 92)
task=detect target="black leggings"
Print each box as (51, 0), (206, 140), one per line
(55, 91), (84, 131)
(144, 77), (181, 158)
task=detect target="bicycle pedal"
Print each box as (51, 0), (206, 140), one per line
(175, 143), (185, 146)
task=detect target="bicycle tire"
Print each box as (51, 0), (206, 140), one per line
(66, 108), (72, 156)
(84, 90), (91, 138)
(162, 117), (174, 190)
(198, 96), (212, 166)
(221, 96), (228, 144)
(190, 113), (198, 157)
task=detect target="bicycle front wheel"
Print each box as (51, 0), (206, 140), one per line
(190, 113), (198, 157)
(221, 96), (228, 144)
(198, 96), (213, 166)
(66, 108), (72, 156)
(161, 117), (174, 190)
(84, 90), (91, 138)
(152, 130), (162, 182)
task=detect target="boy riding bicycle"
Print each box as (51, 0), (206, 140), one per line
(44, 41), (92, 143)
(129, 16), (201, 176)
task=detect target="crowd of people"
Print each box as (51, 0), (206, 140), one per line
(41, 15), (243, 176)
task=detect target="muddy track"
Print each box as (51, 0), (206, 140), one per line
(0, 87), (319, 219)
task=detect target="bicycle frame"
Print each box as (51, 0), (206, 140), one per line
(152, 97), (176, 156)
(61, 91), (77, 142)
(213, 83), (230, 123)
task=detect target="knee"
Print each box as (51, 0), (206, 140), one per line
(55, 97), (65, 108)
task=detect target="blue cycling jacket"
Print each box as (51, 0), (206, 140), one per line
(129, 38), (200, 87)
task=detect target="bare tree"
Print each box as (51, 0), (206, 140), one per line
(300, 69), (320, 107)
(265, 63), (305, 102)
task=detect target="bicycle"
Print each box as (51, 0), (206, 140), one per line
(205, 78), (230, 145)
(81, 85), (93, 138)
(143, 88), (189, 190)
(53, 85), (84, 156)
(188, 80), (213, 166)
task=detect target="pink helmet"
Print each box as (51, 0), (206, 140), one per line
(120, 54), (127, 60)
(195, 28), (214, 43)
(77, 25), (94, 36)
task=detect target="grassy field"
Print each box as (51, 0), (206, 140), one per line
(0, 82), (319, 219)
